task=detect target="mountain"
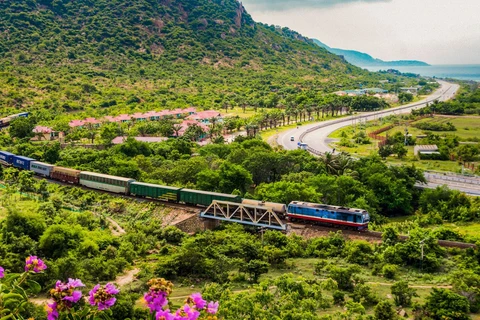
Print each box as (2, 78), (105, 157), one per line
(0, 1), (401, 116)
(313, 39), (429, 67)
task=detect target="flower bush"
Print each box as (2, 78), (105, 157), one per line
(144, 278), (219, 320)
(0, 258), (220, 320)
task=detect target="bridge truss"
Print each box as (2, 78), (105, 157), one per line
(200, 200), (287, 231)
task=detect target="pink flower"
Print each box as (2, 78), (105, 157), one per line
(45, 301), (59, 320)
(49, 279), (84, 309)
(175, 304), (200, 320)
(144, 291), (168, 313)
(206, 301), (219, 314)
(63, 290), (82, 303)
(67, 278), (85, 288)
(156, 309), (175, 320)
(189, 293), (206, 309)
(89, 283), (119, 310)
(0, 266), (4, 278)
(25, 256), (47, 273)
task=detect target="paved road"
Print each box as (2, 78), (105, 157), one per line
(276, 80), (459, 152)
(273, 81), (480, 196)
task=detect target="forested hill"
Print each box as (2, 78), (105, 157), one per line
(0, 0), (396, 114)
(0, 0), (348, 68)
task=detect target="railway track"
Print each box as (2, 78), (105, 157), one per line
(288, 223), (477, 249)
(8, 175), (479, 250)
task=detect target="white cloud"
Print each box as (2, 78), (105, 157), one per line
(242, 0), (392, 11)
(242, 0), (480, 64)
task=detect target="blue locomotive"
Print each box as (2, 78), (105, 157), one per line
(287, 201), (370, 230)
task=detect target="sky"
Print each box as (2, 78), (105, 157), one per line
(241, 0), (480, 65)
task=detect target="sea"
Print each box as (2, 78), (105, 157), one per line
(362, 64), (480, 81)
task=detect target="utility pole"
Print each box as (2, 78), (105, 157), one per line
(420, 239), (425, 271)
(259, 227), (265, 246)
(404, 124), (409, 146)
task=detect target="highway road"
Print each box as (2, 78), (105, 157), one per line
(276, 80), (459, 152)
(273, 81), (480, 196)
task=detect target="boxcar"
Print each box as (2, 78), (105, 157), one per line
(0, 117), (11, 128)
(242, 199), (287, 215)
(12, 155), (35, 170)
(287, 201), (370, 230)
(129, 182), (181, 201)
(51, 166), (81, 184)
(79, 171), (135, 194)
(0, 151), (15, 165)
(30, 161), (54, 177)
(179, 189), (242, 207)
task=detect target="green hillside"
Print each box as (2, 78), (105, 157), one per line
(0, 0), (400, 117)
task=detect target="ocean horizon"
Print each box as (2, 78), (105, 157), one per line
(362, 64), (480, 81)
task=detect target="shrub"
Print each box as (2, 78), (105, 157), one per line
(382, 264), (398, 279)
(333, 290), (345, 305)
(374, 300), (397, 320)
(391, 281), (418, 307)
(350, 284), (379, 307)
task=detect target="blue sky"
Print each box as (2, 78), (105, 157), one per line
(241, 0), (480, 64)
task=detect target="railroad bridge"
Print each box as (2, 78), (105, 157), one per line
(200, 200), (287, 231)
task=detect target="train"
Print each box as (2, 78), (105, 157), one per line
(0, 150), (370, 230)
(0, 112), (29, 128)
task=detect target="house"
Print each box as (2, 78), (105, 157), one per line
(84, 118), (101, 127)
(414, 145), (440, 156)
(363, 88), (388, 94)
(69, 120), (85, 128)
(400, 87), (419, 95)
(187, 110), (223, 124)
(174, 120), (209, 140)
(115, 114), (132, 123)
(32, 126), (61, 140)
(183, 107), (197, 115)
(132, 113), (147, 121)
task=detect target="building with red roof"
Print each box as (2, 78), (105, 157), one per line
(186, 110), (222, 124)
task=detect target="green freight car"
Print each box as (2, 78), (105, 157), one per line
(179, 189), (242, 206)
(129, 182), (181, 201)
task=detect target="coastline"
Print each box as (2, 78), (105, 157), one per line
(362, 64), (480, 81)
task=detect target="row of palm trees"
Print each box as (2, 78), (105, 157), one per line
(243, 99), (354, 136)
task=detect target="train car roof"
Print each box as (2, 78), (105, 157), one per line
(80, 171), (135, 182)
(181, 188), (240, 198)
(53, 166), (81, 173)
(31, 161), (54, 167)
(14, 155), (35, 161)
(130, 181), (181, 190)
(0, 151), (15, 155)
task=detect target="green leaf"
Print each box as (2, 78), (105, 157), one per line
(25, 279), (42, 294)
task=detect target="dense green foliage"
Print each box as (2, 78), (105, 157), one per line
(0, 0), (415, 123)
(0, 136), (427, 219)
(413, 84), (480, 116)
(413, 121), (456, 131)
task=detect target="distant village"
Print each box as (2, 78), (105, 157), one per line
(32, 108), (223, 144)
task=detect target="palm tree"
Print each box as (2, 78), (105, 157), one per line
(335, 152), (354, 176)
(320, 152), (339, 175)
(209, 116), (218, 128)
(172, 124), (183, 137)
(306, 104), (313, 122)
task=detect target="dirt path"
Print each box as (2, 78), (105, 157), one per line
(115, 268), (140, 286)
(106, 217), (126, 236)
(366, 282), (452, 289)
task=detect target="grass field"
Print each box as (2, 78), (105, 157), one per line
(381, 116), (480, 141)
(328, 115), (480, 173)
